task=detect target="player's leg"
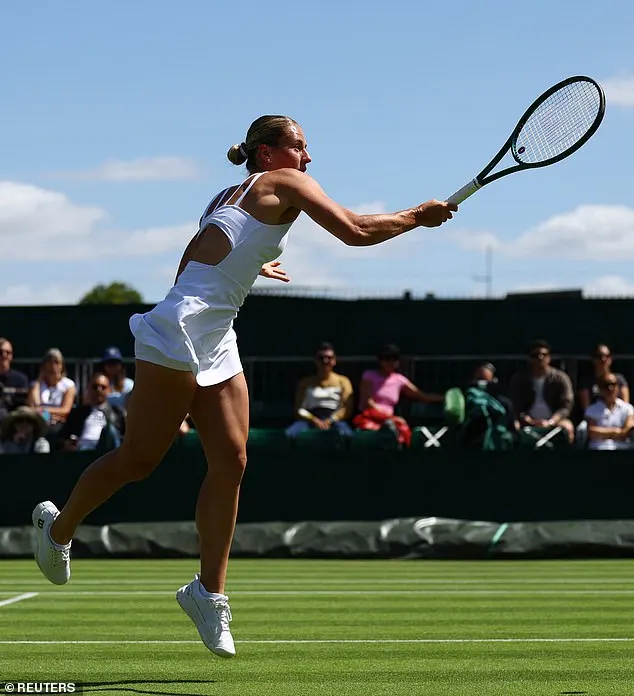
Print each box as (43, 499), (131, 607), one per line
(33, 360), (197, 584)
(189, 371), (249, 593)
(174, 372), (248, 658)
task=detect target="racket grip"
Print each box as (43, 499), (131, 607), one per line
(446, 179), (481, 206)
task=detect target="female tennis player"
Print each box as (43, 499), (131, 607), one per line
(33, 115), (457, 658)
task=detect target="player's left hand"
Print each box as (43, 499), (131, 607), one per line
(259, 261), (290, 283)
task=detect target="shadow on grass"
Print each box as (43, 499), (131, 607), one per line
(81, 679), (215, 695)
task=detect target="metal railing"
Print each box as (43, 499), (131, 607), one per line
(10, 353), (634, 414)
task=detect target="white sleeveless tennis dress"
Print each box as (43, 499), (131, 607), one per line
(129, 172), (294, 386)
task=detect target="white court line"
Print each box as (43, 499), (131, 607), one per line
(2, 589), (634, 597)
(1, 637), (633, 645)
(0, 592), (38, 608)
(3, 577), (634, 585)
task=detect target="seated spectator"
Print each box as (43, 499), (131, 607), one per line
(0, 337), (29, 424)
(461, 362), (518, 447)
(27, 348), (76, 428)
(286, 342), (354, 438)
(578, 343), (630, 413)
(509, 339), (575, 443)
(0, 406), (50, 454)
(58, 372), (124, 451)
(585, 373), (634, 450)
(98, 346), (134, 410)
(353, 343), (444, 446)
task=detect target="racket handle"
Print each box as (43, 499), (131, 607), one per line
(446, 179), (481, 206)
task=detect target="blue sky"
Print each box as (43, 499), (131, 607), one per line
(1, 0), (633, 304)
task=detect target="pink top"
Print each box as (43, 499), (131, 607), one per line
(360, 370), (410, 416)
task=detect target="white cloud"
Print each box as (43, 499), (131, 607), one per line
(602, 76), (634, 107)
(7, 178), (634, 303)
(121, 223), (196, 256)
(265, 202), (441, 288)
(444, 205), (634, 261)
(510, 205), (634, 259)
(58, 156), (203, 181)
(446, 227), (502, 253)
(265, 213), (351, 288)
(0, 181), (106, 246)
(0, 182), (409, 277)
(0, 181), (196, 260)
(584, 275), (634, 297)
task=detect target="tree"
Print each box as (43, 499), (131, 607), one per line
(79, 282), (143, 305)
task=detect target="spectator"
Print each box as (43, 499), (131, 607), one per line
(98, 346), (134, 410)
(58, 372), (124, 451)
(585, 373), (634, 450)
(286, 342), (354, 438)
(0, 406), (50, 454)
(470, 362), (518, 435)
(578, 343), (630, 413)
(456, 362), (517, 450)
(509, 339), (575, 443)
(353, 343), (444, 446)
(0, 337), (29, 424)
(26, 348), (76, 427)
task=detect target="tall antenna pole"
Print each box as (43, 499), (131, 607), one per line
(474, 245), (493, 298)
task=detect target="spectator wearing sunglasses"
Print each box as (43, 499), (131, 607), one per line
(578, 343), (629, 413)
(353, 343), (444, 446)
(509, 339), (575, 443)
(585, 373), (634, 450)
(286, 342), (354, 438)
(27, 348), (76, 427)
(0, 337), (29, 425)
(97, 346), (135, 411)
(57, 372), (125, 451)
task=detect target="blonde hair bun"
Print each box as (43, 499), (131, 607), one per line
(227, 143), (247, 166)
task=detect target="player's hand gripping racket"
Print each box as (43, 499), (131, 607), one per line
(447, 76), (605, 205)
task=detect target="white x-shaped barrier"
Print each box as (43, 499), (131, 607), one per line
(419, 425), (449, 448)
(534, 426), (563, 448)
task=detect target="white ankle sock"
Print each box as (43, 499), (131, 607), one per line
(197, 579), (226, 601)
(47, 527), (68, 549)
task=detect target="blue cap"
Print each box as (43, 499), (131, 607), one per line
(101, 346), (123, 362)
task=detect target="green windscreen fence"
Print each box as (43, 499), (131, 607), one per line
(2, 444), (634, 529)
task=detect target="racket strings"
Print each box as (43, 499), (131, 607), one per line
(521, 87), (594, 160)
(514, 80), (602, 164)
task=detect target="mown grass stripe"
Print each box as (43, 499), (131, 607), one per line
(5, 589), (634, 596)
(3, 577), (634, 585)
(2, 637), (634, 645)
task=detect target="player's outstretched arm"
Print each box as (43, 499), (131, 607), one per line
(276, 169), (457, 247)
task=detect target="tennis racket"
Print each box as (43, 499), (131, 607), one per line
(446, 76), (605, 205)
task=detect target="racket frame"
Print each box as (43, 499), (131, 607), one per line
(447, 75), (606, 205)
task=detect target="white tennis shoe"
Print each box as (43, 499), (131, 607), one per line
(176, 574), (236, 658)
(32, 501), (71, 585)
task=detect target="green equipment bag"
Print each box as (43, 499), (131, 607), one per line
(460, 386), (514, 451)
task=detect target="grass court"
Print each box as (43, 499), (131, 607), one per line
(1, 558), (634, 695)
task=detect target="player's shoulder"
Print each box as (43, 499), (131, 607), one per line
(269, 168), (317, 187)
